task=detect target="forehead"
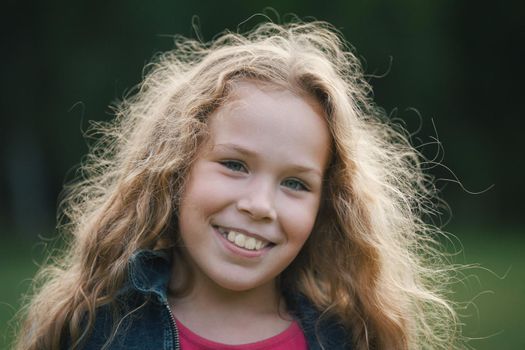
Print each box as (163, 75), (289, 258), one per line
(225, 80), (326, 116)
(205, 81), (332, 170)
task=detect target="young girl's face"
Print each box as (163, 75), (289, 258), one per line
(178, 81), (331, 292)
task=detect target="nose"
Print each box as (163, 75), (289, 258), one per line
(236, 178), (277, 221)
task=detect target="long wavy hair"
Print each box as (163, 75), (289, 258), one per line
(14, 20), (461, 349)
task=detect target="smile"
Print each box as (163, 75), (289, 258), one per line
(215, 226), (271, 251)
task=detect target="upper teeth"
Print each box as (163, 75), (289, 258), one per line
(218, 228), (268, 251)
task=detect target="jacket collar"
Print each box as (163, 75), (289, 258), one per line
(126, 249), (172, 303)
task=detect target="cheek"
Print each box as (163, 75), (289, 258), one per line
(280, 199), (320, 243)
(180, 167), (231, 216)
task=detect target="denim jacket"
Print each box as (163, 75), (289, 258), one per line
(78, 250), (351, 349)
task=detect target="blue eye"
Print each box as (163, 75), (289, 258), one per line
(220, 160), (247, 173)
(281, 178), (308, 191)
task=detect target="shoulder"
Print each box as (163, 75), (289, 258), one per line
(75, 293), (175, 349)
(73, 250), (176, 349)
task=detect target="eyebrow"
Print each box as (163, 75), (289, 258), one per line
(213, 143), (257, 157)
(213, 143), (323, 177)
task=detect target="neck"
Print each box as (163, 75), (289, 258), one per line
(167, 249), (292, 343)
(169, 257), (283, 319)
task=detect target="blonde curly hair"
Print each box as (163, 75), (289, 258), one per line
(14, 20), (461, 349)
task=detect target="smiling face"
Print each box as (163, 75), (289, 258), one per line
(177, 81), (331, 293)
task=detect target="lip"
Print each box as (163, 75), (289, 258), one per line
(212, 226), (273, 258)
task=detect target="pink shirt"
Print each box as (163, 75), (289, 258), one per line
(177, 319), (308, 350)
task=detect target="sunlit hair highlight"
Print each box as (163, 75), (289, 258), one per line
(14, 20), (461, 349)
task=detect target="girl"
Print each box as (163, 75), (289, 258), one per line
(14, 21), (462, 349)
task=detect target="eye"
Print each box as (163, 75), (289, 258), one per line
(281, 178), (309, 192)
(220, 160), (248, 173)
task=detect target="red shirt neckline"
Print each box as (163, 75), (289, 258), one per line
(176, 318), (307, 350)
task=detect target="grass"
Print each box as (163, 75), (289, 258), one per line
(1, 228), (524, 349)
(0, 236), (46, 349)
(447, 227), (525, 349)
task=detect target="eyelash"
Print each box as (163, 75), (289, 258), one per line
(281, 179), (309, 192)
(219, 160), (309, 192)
(220, 160), (247, 173)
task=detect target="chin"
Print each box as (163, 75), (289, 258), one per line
(210, 272), (274, 292)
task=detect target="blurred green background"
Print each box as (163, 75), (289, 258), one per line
(1, 0), (523, 349)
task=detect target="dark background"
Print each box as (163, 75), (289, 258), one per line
(1, 0), (524, 234)
(1, 1), (524, 348)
